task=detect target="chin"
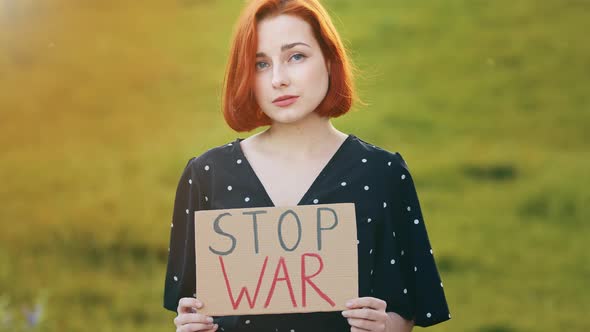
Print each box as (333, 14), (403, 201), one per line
(273, 113), (317, 125)
(264, 106), (315, 124)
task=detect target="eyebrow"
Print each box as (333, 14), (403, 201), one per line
(256, 42), (311, 58)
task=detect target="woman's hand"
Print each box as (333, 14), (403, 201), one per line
(341, 297), (389, 332)
(174, 297), (218, 332)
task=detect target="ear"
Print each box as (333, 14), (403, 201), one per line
(327, 60), (331, 75)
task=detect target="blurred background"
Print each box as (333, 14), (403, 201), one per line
(1, 0), (589, 331)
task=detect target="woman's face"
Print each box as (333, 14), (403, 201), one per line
(254, 14), (330, 125)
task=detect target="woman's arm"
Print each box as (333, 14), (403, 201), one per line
(386, 312), (414, 332)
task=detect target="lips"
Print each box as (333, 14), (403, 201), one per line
(273, 95), (298, 102)
(272, 96), (299, 107)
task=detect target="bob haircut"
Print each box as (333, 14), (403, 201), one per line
(222, 0), (359, 132)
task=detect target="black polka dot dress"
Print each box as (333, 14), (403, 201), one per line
(163, 134), (451, 331)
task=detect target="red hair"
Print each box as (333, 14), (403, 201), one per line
(222, 0), (359, 132)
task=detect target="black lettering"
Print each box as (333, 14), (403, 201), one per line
(208, 212), (236, 256)
(316, 207), (338, 250)
(242, 210), (268, 254)
(277, 210), (302, 252)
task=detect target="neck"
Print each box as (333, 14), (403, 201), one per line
(258, 113), (347, 159)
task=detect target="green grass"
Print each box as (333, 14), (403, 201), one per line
(1, 0), (589, 331)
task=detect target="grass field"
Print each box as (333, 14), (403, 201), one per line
(0, 0), (589, 331)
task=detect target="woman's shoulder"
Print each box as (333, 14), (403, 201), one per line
(350, 134), (406, 169)
(185, 138), (241, 170)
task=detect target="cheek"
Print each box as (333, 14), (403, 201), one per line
(254, 76), (267, 102)
(303, 59), (328, 84)
(300, 62), (329, 93)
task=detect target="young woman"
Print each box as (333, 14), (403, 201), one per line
(164, 1), (451, 331)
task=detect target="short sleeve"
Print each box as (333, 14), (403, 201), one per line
(378, 152), (451, 327)
(163, 157), (199, 312)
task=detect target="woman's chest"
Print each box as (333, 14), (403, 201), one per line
(206, 158), (392, 221)
(253, 160), (326, 207)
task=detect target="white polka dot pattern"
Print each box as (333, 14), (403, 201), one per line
(163, 140), (451, 329)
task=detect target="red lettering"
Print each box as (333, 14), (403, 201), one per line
(218, 253), (335, 310)
(301, 253), (335, 307)
(264, 256), (298, 308)
(219, 255), (268, 309)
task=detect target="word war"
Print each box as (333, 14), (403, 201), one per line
(219, 253), (334, 310)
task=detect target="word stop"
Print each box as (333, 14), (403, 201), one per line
(208, 207), (340, 255)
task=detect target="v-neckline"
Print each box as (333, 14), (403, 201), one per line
(234, 134), (354, 208)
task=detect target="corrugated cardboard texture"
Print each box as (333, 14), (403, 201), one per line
(194, 203), (358, 316)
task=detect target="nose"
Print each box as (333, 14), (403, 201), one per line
(271, 62), (290, 88)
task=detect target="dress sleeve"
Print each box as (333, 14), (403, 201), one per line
(163, 157), (199, 312)
(381, 152), (451, 327)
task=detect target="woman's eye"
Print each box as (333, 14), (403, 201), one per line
(255, 62), (268, 70)
(256, 54), (306, 71)
(290, 53), (306, 61)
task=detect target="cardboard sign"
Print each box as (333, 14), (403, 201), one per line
(194, 203), (358, 316)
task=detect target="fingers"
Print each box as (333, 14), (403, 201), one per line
(174, 313), (217, 332)
(177, 297), (203, 314)
(175, 298), (216, 331)
(346, 317), (383, 331)
(350, 327), (370, 332)
(350, 327), (369, 332)
(199, 326), (219, 332)
(343, 308), (386, 321)
(174, 313), (214, 326)
(345, 297), (387, 311)
(342, 305), (388, 332)
(176, 322), (218, 332)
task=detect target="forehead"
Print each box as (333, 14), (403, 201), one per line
(256, 14), (316, 50)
